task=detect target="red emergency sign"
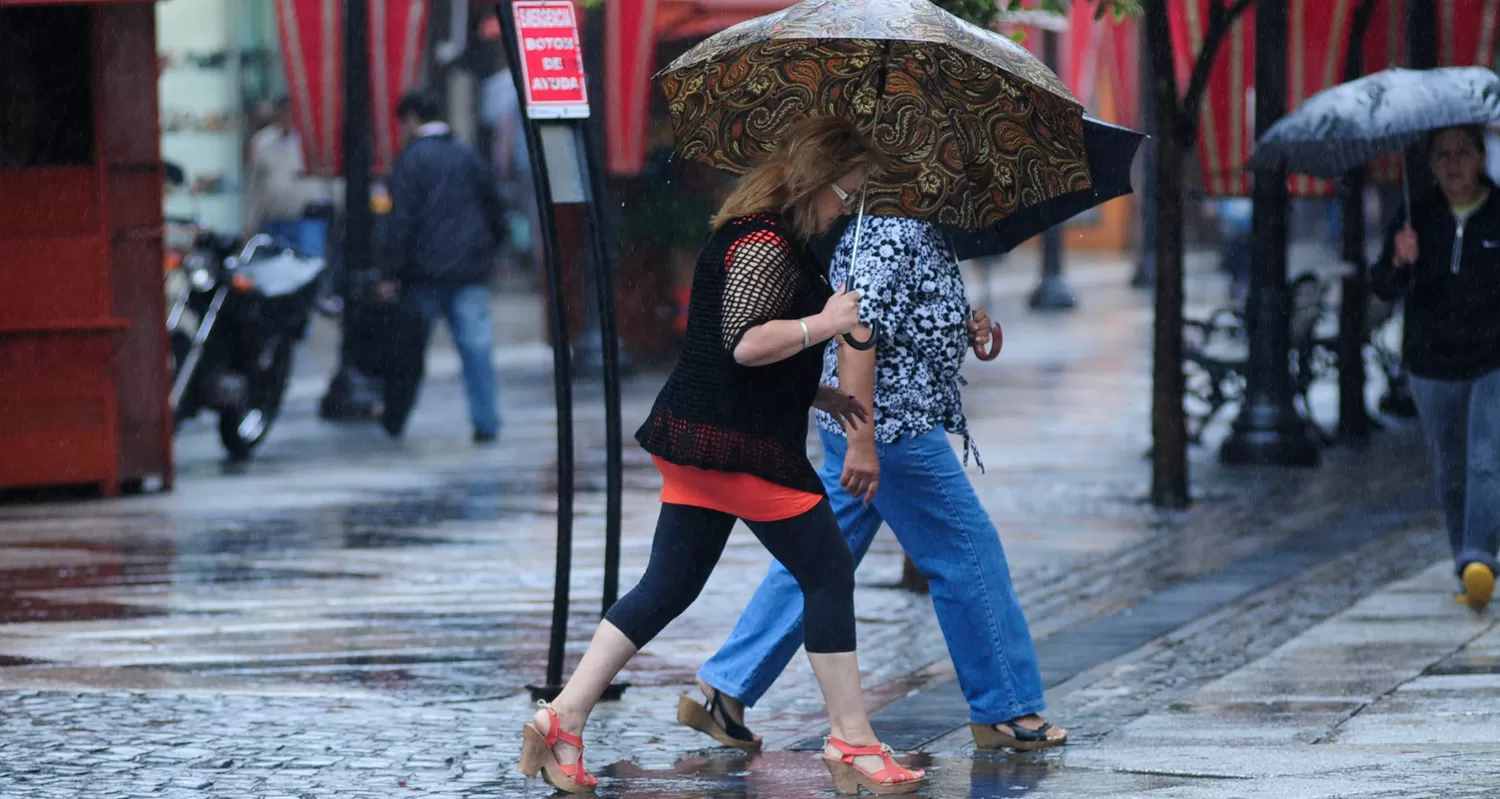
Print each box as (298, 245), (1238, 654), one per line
(513, 0), (591, 119)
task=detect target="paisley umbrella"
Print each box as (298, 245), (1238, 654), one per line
(944, 116), (1145, 261)
(657, 0), (1094, 231)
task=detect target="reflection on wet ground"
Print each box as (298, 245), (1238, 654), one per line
(1, 268), (1496, 798)
(0, 275), (1437, 708)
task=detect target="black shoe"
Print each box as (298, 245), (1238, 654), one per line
(473, 431), (498, 444)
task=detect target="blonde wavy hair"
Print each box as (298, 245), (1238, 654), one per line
(712, 116), (883, 239)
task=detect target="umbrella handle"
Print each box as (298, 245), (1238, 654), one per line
(843, 321), (879, 351)
(972, 321), (1003, 361)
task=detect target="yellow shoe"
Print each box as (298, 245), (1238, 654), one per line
(1462, 563), (1495, 612)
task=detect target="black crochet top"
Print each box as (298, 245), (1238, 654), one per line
(635, 213), (834, 494)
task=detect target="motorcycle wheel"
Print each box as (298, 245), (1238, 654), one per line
(219, 338), (294, 459)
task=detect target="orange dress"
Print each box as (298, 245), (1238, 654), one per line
(654, 456), (823, 523)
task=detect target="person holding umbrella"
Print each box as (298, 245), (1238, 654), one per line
(1372, 125), (1500, 612)
(518, 115), (927, 796)
(1249, 66), (1500, 611)
(674, 112), (1141, 755)
(679, 213), (1069, 754)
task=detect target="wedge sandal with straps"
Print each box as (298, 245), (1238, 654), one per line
(969, 717), (1068, 751)
(821, 737), (924, 795)
(518, 701), (599, 794)
(677, 690), (761, 750)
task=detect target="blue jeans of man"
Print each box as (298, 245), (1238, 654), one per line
(698, 427), (1046, 724)
(402, 284), (500, 437)
(1409, 368), (1500, 577)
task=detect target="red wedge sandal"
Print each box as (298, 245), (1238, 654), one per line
(518, 701), (599, 794)
(821, 737), (925, 795)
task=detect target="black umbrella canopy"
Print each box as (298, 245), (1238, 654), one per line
(1248, 66), (1500, 178)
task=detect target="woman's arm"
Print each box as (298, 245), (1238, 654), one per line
(1370, 213), (1416, 301)
(721, 236), (860, 367)
(734, 312), (844, 367)
(836, 332), (880, 503)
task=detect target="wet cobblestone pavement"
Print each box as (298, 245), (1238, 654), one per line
(2, 255), (1497, 797)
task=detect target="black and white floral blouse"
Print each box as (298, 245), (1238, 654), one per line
(816, 216), (982, 469)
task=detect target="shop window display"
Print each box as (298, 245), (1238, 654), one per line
(157, 0), (286, 236)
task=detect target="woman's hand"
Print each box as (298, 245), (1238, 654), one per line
(817, 284), (863, 336)
(841, 439), (880, 505)
(967, 307), (993, 348)
(1394, 226), (1419, 266)
(814, 384), (869, 429)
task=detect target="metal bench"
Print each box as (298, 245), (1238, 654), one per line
(1182, 273), (1331, 444)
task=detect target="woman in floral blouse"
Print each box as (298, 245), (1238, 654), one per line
(681, 215), (1067, 752)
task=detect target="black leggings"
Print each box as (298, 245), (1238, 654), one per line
(604, 499), (857, 654)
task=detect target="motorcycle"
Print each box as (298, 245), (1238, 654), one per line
(167, 232), (328, 458)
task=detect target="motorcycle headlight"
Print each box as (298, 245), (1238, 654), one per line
(188, 265), (215, 292)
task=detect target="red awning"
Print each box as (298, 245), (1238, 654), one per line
(606, 0), (661, 175)
(275, 0), (428, 176)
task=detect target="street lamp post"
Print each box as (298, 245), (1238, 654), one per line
(1029, 29), (1077, 311)
(1335, 0), (1384, 445)
(1132, 18), (1156, 290)
(1219, 0), (1321, 467)
(1377, 0), (1439, 420)
(342, 0), (373, 308)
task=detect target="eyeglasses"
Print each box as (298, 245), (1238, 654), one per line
(829, 182), (862, 210)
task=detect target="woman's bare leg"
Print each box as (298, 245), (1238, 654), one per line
(807, 651), (893, 775)
(533, 621), (638, 765)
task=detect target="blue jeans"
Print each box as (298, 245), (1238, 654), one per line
(699, 427), (1046, 724)
(262, 218), (329, 259)
(1409, 369), (1500, 577)
(403, 284), (500, 437)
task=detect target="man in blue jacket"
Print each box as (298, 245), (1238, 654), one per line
(379, 91), (508, 442)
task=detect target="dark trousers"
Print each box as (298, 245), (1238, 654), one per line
(605, 499), (857, 654)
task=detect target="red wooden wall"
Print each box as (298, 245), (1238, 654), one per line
(0, 0), (171, 495)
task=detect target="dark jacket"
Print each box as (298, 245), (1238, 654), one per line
(384, 129), (507, 288)
(1372, 181), (1500, 381)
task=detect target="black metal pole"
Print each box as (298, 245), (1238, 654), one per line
(342, 0), (373, 306)
(1378, 0), (1438, 420)
(565, 5), (607, 375)
(573, 4), (621, 611)
(1132, 19), (1157, 290)
(576, 122), (623, 624)
(1220, 0), (1321, 467)
(1336, 0), (1382, 444)
(496, 0), (578, 701)
(1406, 0), (1439, 188)
(1029, 29), (1077, 311)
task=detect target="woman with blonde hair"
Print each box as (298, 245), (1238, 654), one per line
(517, 115), (926, 795)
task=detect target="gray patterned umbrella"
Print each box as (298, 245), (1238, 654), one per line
(1247, 66), (1500, 178)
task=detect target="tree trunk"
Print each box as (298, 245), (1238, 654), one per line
(1145, 0), (1190, 508)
